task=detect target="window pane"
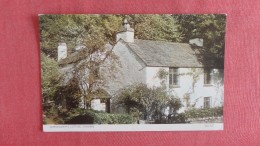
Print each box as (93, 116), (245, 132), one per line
(173, 68), (178, 74)
(169, 74), (172, 85)
(173, 74), (177, 85)
(169, 67), (179, 86)
(204, 68), (212, 84)
(204, 97), (211, 108)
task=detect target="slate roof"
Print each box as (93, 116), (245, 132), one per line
(59, 39), (220, 68)
(59, 44), (112, 66)
(58, 49), (88, 66)
(126, 39), (203, 67)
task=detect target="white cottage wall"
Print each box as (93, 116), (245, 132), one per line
(103, 41), (147, 95)
(145, 67), (169, 87)
(144, 67), (224, 112)
(116, 31), (134, 43)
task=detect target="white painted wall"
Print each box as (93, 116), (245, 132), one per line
(103, 41), (146, 96)
(145, 67), (224, 112)
(145, 67), (169, 88)
(116, 31), (134, 43)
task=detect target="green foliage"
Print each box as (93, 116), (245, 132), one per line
(113, 83), (182, 121)
(184, 106), (223, 119)
(40, 15), (124, 107)
(170, 113), (187, 124)
(173, 14), (226, 67)
(126, 14), (182, 42)
(41, 53), (60, 99)
(128, 107), (140, 122)
(54, 78), (82, 111)
(41, 53), (61, 115)
(39, 14), (184, 58)
(167, 98), (182, 114)
(41, 53), (82, 120)
(157, 68), (168, 79)
(40, 15), (83, 57)
(39, 14), (122, 58)
(65, 110), (135, 124)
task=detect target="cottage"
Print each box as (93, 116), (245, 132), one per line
(58, 19), (224, 113)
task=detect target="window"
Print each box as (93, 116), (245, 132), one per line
(204, 68), (213, 85)
(169, 68), (179, 86)
(204, 97), (211, 108)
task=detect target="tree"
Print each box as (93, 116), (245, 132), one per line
(40, 15), (86, 58)
(39, 15), (123, 57)
(54, 77), (82, 111)
(172, 14), (226, 67)
(41, 53), (61, 117)
(41, 53), (61, 105)
(69, 15), (123, 109)
(125, 14), (182, 42)
(40, 15), (123, 109)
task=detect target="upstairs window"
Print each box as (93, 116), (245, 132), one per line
(204, 68), (213, 85)
(169, 68), (179, 87)
(204, 97), (211, 108)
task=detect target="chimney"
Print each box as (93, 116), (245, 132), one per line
(116, 19), (134, 43)
(189, 38), (203, 47)
(57, 42), (67, 61)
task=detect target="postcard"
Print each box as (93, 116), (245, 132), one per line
(39, 14), (226, 132)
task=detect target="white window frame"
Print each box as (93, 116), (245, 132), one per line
(203, 97), (211, 108)
(169, 67), (179, 87)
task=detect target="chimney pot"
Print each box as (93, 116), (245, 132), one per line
(116, 19), (134, 43)
(58, 43), (67, 61)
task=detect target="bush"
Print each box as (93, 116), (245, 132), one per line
(65, 110), (135, 124)
(169, 113), (187, 123)
(65, 114), (94, 124)
(113, 83), (181, 121)
(184, 106), (223, 119)
(54, 78), (82, 111)
(153, 113), (188, 124)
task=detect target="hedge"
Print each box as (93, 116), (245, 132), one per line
(184, 106), (223, 119)
(65, 110), (135, 124)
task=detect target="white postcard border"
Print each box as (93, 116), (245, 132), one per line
(43, 123), (223, 132)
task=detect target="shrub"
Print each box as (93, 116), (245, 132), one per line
(113, 83), (182, 121)
(184, 106), (223, 119)
(153, 113), (188, 124)
(54, 78), (82, 111)
(169, 113), (187, 123)
(65, 114), (94, 124)
(65, 110), (135, 124)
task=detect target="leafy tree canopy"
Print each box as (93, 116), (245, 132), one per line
(41, 52), (61, 102)
(39, 14), (123, 58)
(126, 14), (182, 42)
(39, 14), (184, 57)
(172, 14), (226, 67)
(40, 14), (226, 67)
